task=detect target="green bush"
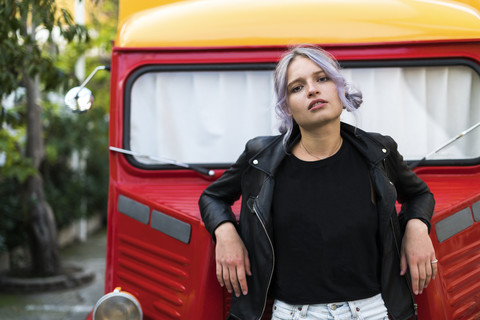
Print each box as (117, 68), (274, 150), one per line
(0, 178), (27, 255)
(42, 101), (109, 228)
(0, 105), (33, 255)
(0, 0), (116, 254)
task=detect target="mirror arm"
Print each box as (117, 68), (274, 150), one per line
(74, 65), (111, 100)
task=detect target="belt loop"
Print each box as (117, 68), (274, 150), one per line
(301, 305), (308, 317)
(348, 301), (359, 318)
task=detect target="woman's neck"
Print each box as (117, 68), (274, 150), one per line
(294, 122), (343, 161)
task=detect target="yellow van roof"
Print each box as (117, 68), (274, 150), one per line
(116, 0), (480, 48)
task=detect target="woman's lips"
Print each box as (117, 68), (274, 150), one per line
(308, 99), (327, 110)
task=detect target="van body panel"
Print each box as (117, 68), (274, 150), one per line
(93, 0), (480, 319)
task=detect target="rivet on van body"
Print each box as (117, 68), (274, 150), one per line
(253, 159), (259, 165)
(382, 148), (387, 153)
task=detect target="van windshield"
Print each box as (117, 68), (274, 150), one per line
(127, 63), (480, 166)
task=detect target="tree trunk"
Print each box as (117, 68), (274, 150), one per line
(24, 74), (60, 276)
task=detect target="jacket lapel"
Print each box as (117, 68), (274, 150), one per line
(248, 136), (289, 176)
(340, 122), (390, 166)
(341, 123), (398, 236)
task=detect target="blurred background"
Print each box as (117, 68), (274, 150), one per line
(0, 0), (117, 318)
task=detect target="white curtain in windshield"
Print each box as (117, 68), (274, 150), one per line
(341, 65), (480, 160)
(130, 70), (277, 164)
(129, 65), (480, 164)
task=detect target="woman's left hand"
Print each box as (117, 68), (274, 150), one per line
(400, 218), (438, 295)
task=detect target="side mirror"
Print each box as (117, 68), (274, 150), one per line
(64, 65), (110, 113)
(65, 86), (94, 113)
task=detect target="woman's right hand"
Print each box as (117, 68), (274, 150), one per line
(214, 222), (252, 297)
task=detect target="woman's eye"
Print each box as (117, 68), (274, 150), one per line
(318, 76), (329, 82)
(291, 85), (302, 93)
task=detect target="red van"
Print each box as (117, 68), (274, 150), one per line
(76, 0), (480, 319)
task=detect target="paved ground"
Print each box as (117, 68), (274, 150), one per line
(0, 229), (107, 320)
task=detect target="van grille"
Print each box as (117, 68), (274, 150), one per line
(118, 233), (190, 319)
(442, 238), (480, 319)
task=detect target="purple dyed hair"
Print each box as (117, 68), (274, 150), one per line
(274, 45), (362, 147)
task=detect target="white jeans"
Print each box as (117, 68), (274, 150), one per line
(271, 293), (389, 320)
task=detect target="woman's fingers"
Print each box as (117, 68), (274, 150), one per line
(236, 263), (249, 296)
(407, 255), (438, 294)
(216, 262), (224, 287)
(401, 219), (437, 295)
(431, 259), (438, 280)
(424, 260), (433, 289)
(230, 264), (243, 297)
(214, 222), (251, 297)
(417, 261), (427, 294)
(216, 258), (248, 297)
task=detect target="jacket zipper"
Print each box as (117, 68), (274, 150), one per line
(378, 163), (418, 319)
(390, 217), (418, 319)
(253, 201), (275, 320)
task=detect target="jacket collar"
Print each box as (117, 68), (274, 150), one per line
(340, 122), (391, 166)
(249, 122), (390, 176)
(248, 134), (287, 176)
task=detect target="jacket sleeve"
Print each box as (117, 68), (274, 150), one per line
(198, 143), (251, 241)
(383, 136), (435, 232)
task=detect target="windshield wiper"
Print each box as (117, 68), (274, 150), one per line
(409, 121), (480, 169)
(109, 146), (215, 177)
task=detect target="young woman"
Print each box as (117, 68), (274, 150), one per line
(199, 46), (437, 320)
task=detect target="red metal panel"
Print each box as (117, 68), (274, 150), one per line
(416, 166), (480, 320)
(105, 43), (480, 319)
(111, 40), (480, 64)
(108, 185), (227, 319)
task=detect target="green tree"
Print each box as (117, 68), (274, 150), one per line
(0, 104), (35, 260)
(43, 0), (116, 229)
(0, 0), (88, 276)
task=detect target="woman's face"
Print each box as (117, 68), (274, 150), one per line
(286, 56), (343, 131)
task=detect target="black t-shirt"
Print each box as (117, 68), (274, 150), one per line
(271, 138), (381, 304)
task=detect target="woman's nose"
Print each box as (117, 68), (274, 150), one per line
(307, 83), (320, 97)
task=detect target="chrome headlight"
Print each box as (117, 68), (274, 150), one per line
(93, 287), (143, 320)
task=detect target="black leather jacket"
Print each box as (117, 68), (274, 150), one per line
(199, 123), (434, 320)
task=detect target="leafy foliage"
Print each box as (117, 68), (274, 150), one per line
(41, 100), (109, 228)
(0, 105), (32, 255)
(40, 0), (117, 227)
(0, 0), (117, 255)
(0, 0), (89, 98)
(0, 178), (27, 256)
